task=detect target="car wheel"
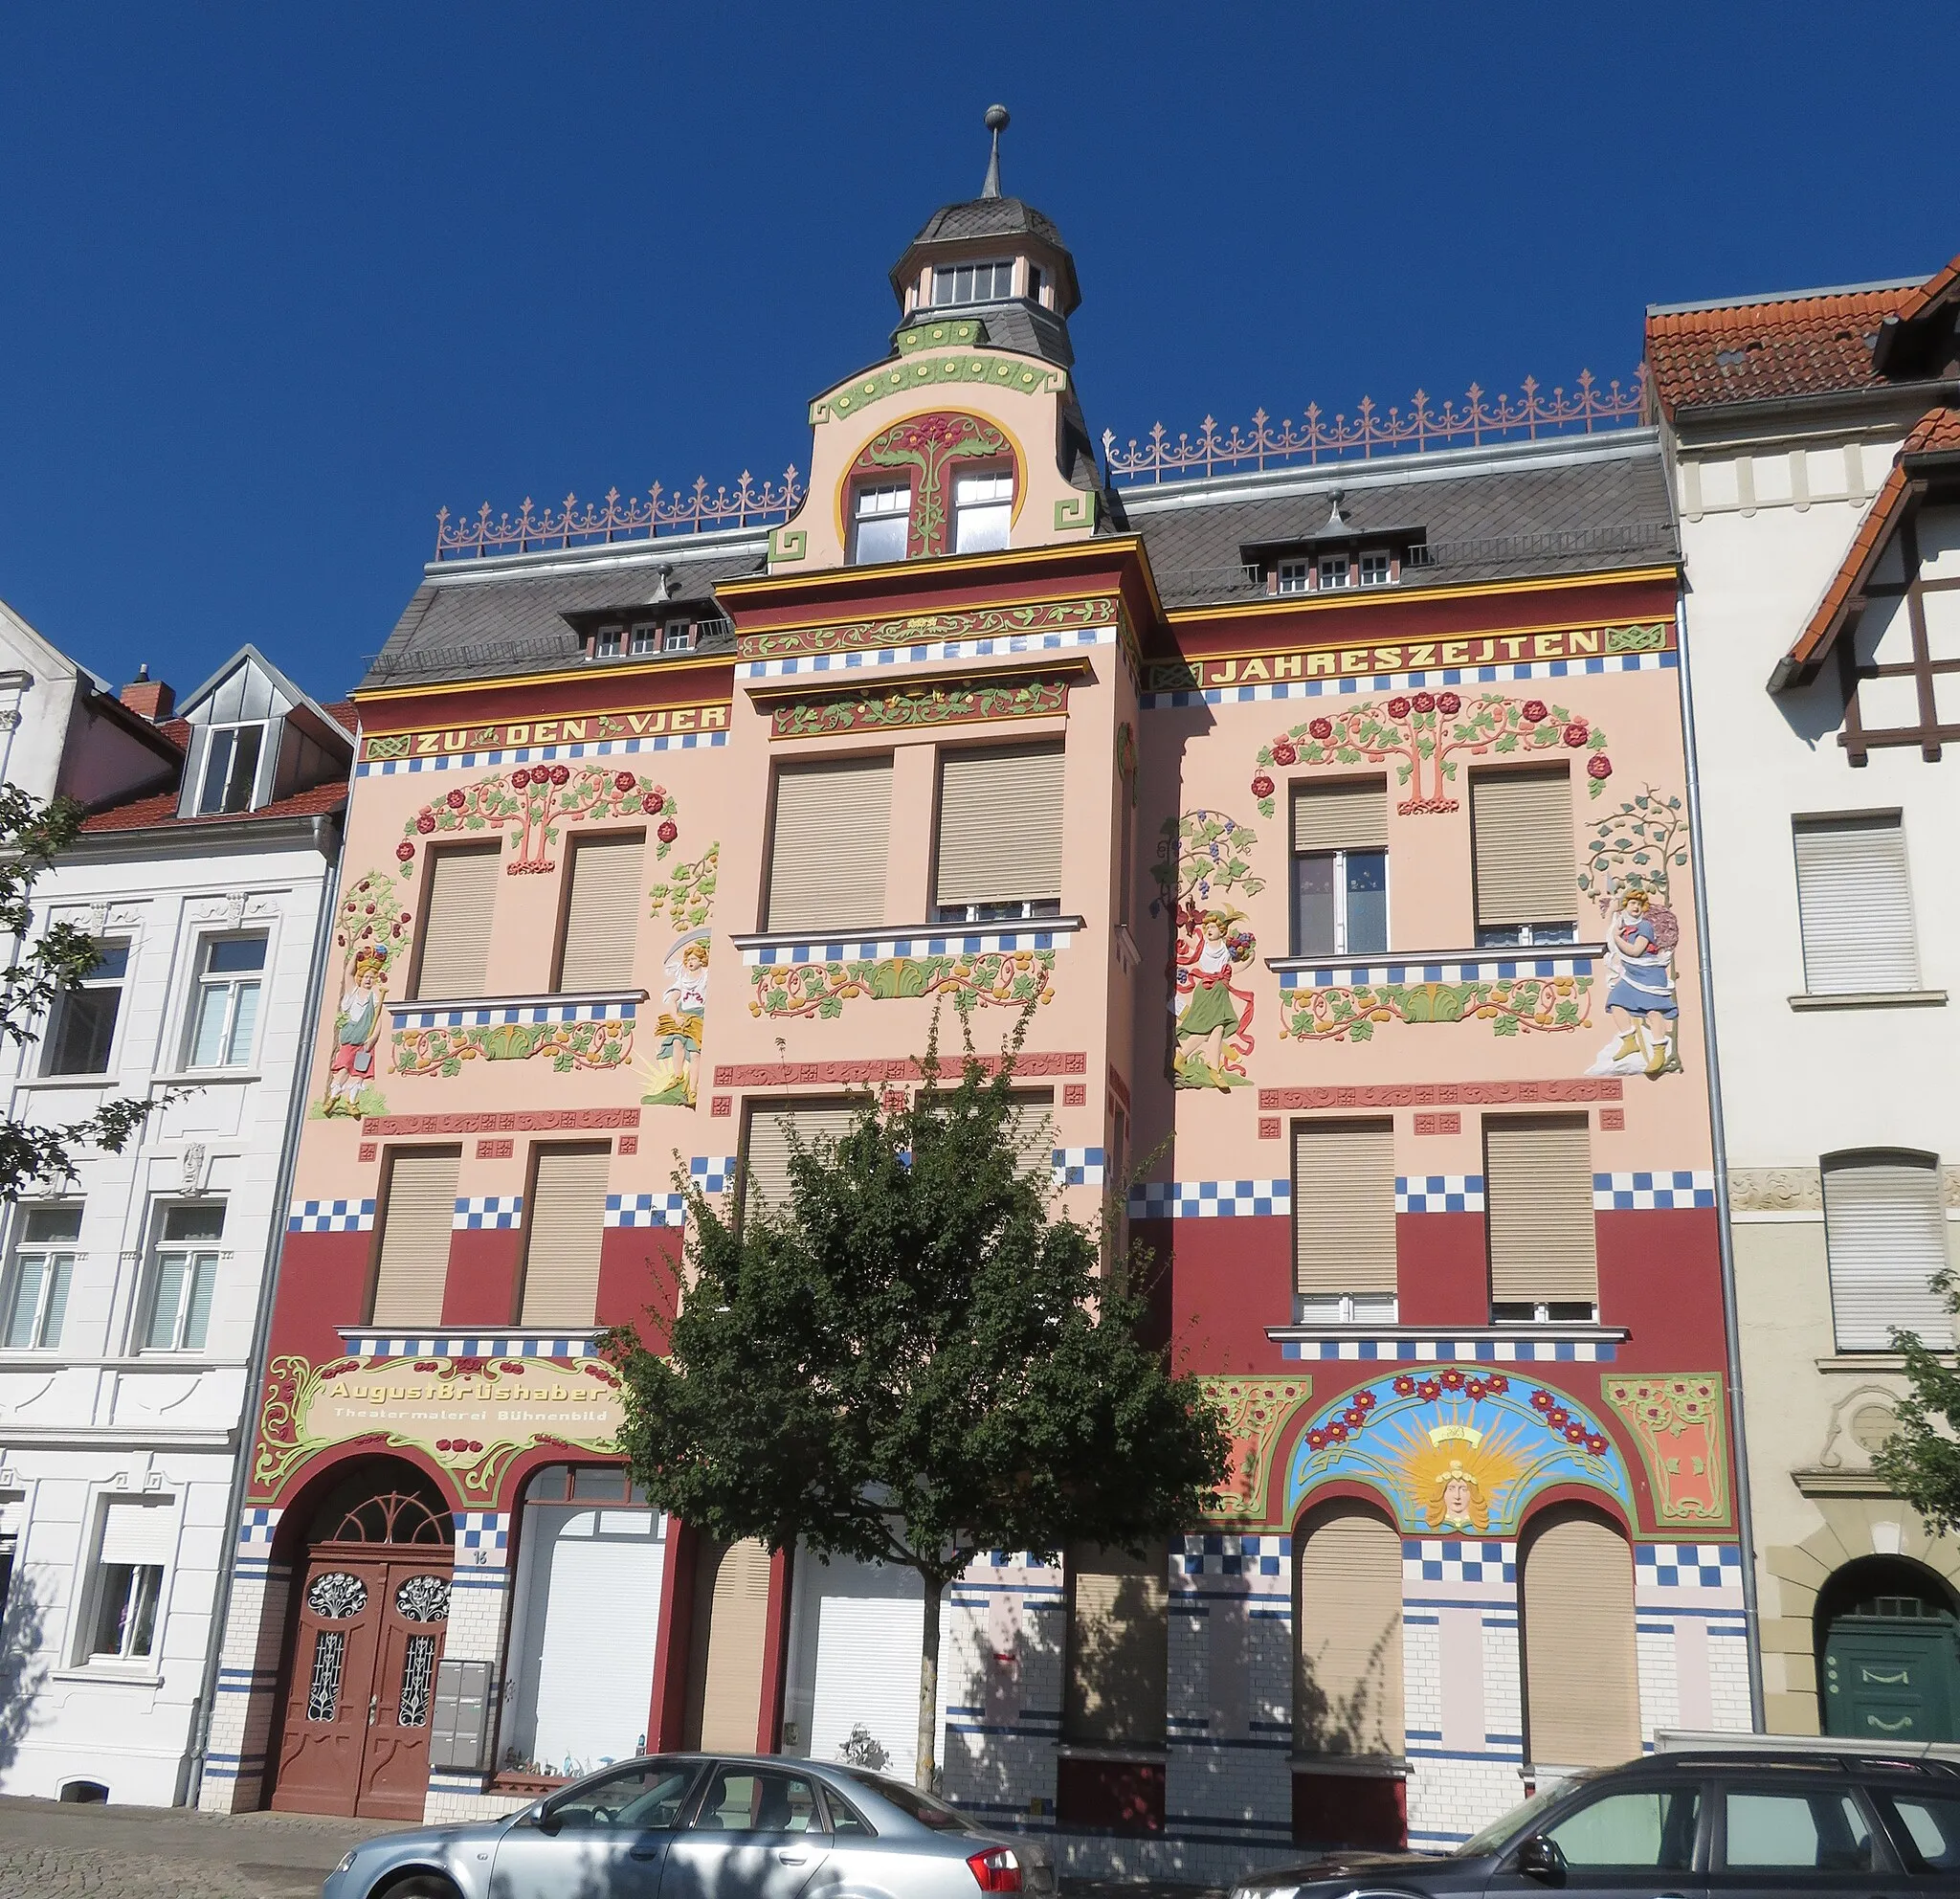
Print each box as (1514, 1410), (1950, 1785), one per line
(376, 1875), (459, 1899)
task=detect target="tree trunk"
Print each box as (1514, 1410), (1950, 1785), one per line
(915, 1573), (942, 1791)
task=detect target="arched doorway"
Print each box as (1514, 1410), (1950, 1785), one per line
(1817, 1556), (1960, 1743)
(271, 1463), (454, 1819)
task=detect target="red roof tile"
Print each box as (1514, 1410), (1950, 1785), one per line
(1891, 254), (1960, 328)
(78, 781), (348, 834)
(1645, 286), (1908, 417)
(1904, 404), (1960, 458)
(317, 700), (359, 735)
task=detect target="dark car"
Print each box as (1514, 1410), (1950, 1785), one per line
(1228, 1750), (1960, 1898)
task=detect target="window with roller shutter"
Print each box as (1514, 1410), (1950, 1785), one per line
(765, 758), (892, 933)
(1822, 1151), (1953, 1352)
(1063, 1543), (1168, 1749)
(411, 845), (501, 999)
(740, 1101), (862, 1221)
(1292, 1120), (1397, 1324)
(1521, 1506), (1638, 1768)
(1793, 815), (1920, 994)
(684, 1537), (772, 1751)
(518, 1146), (611, 1328)
(1291, 780), (1389, 958)
(368, 1148), (461, 1328)
(1293, 1502), (1403, 1758)
(1484, 1115), (1596, 1322)
(933, 743), (1065, 924)
(553, 833), (644, 993)
(1470, 768), (1577, 948)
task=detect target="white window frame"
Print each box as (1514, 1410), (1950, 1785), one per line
(1477, 919), (1581, 949)
(934, 897), (1063, 926)
(1490, 1299), (1600, 1325)
(139, 1203), (225, 1353)
(1292, 847), (1390, 958)
(3, 1204), (81, 1351)
(1276, 559), (1310, 595)
(662, 619), (694, 654)
(83, 1503), (170, 1666)
(196, 721), (267, 815)
(952, 472), (1014, 555)
(851, 484), (911, 565)
(42, 938), (130, 1078)
(1294, 1291), (1399, 1325)
(1317, 553), (1350, 591)
(182, 931), (267, 1071)
(930, 259), (1014, 307)
(1358, 549), (1392, 588)
(628, 622), (658, 656)
(593, 626), (623, 659)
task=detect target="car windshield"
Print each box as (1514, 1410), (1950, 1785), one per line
(1454, 1783), (1569, 1857)
(848, 1773), (980, 1832)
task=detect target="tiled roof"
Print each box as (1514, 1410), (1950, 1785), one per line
(78, 780), (348, 834)
(317, 699), (359, 735)
(1122, 439), (1676, 611)
(1645, 286), (1907, 416)
(1774, 405), (1960, 688)
(1891, 254), (1960, 328)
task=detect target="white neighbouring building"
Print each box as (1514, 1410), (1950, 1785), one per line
(0, 640), (350, 1802)
(1650, 252), (1960, 1741)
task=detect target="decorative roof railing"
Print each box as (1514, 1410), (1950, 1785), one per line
(1103, 369), (1650, 485)
(434, 468), (804, 560)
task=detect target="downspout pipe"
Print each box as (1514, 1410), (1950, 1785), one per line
(1674, 591), (1767, 1730)
(187, 808), (345, 1806)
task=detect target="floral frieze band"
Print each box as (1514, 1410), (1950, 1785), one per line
(399, 766), (679, 874)
(769, 674), (1069, 741)
(751, 949), (1058, 1020)
(1279, 955), (1594, 1042)
(738, 594), (1117, 663)
(392, 1000), (636, 1077)
(1600, 1372), (1731, 1528)
(1197, 1375), (1314, 1526)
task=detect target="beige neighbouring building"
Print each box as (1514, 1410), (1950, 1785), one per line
(1650, 252), (1960, 1739)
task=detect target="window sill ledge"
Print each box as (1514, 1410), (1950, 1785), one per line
(50, 1666), (164, 1687)
(1815, 1352), (1954, 1374)
(1290, 1754), (1410, 1779)
(387, 989), (648, 1016)
(11, 1074), (119, 1091)
(1267, 1323), (1628, 1345)
(1054, 1744), (1169, 1765)
(733, 917), (1085, 957)
(1266, 943), (1607, 976)
(150, 1071), (259, 1088)
(1788, 989), (1947, 1011)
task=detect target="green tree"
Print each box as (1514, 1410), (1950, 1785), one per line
(606, 1031), (1229, 1789)
(1872, 1274), (1960, 1531)
(0, 787), (162, 1195)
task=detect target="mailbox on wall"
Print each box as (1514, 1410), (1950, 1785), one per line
(432, 1659), (495, 1774)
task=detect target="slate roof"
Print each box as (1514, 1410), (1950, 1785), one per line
(1121, 438), (1677, 611)
(363, 542), (768, 690)
(911, 197), (1066, 250)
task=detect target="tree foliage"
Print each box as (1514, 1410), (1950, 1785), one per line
(605, 1025), (1229, 1787)
(1872, 1273), (1960, 1533)
(0, 786), (163, 1196)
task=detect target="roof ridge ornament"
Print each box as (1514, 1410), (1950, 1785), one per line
(980, 103), (1008, 199)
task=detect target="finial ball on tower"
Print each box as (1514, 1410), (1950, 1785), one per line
(985, 103), (1010, 132)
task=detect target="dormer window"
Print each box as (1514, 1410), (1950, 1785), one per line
(1276, 560), (1310, 596)
(593, 627), (623, 659)
(852, 483), (911, 565)
(630, 623), (658, 655)
(198, 725), (264, 815)
(1028, 264), (1047, 304)
(1359, 549), (1392, 588)
(663, 619), (694, 655)
(932, 260), (1014, 307)
(1318, 554), (1350, 592)
(953, 473), (1013, 555)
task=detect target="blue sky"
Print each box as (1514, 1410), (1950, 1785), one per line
(0, 5), (1949, 705)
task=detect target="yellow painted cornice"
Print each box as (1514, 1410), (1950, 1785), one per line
(350, 650), (733, 704)
(715, 536), (1150, 611)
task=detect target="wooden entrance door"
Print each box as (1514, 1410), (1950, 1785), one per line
(1823, 1612), (1960, 1742)
(274, 1552), (453, 1817)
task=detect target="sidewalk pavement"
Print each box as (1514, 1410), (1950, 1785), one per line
(0, 1796), (1225, 1899)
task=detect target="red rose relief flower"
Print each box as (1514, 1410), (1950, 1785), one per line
(1272, 740), (1298, 766)
(1562, 722), (1589, 748)
(415, 813), (436, 835)
(1307, 1429), (1328, 1451)
(1565, 1423), (1588, 1444)
(396, 841), (415, 860)
(1586, 1434), (1610, 1457)
(1343, 1407), (1368, 1428)
(1487, 1372), (1509, 1394)
(1387, 696), (1412, 718)
(1251, 773), (1275, 798)
(1588, 755), (1613, 779)
(657, 819), (679, 844)
(1437, 691), (1461, 714)
(1547, 1408), (1570, 1431)
(1412, 691), (1436, 713)
(1466, 1377), (1487, 1400)
(436, 1439), (452, 1452)
(1418, 1378), (1442, 1402)
(1308, 717), (1333, 740)
(510, 767), (531, 789)
(1393, 1374), (1416, 1396)
(1440, 1367), (1465, 1390)
(446, 789), (466, 810)
(614, 771), (636, 792)
(1354, 1390), (1375, 1411)
(1530, 1389), (1553, 1411)
(1522, 699), (1548, 723)
(549, 764), (570, 786)
(1327, 1420), (1348, 1442)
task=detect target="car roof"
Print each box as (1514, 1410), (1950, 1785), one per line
(1624, 1749), (1960, 1778)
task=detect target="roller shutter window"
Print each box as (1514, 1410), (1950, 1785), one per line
(98, 1498), (175, 1567)
(555, 833), (645, 993)
(519, 1145), (611, 1328)
(1293, 1120), (1396, 1298)
(369, 1148), (462, 1328)
(687, 1537), (772, 1752)
(1291, 780), (1388, 853)
(742, 1101), (861, 1218)
(1470, 769), (1576, 931)
(1004, 1091), (1056, 1181)
(1485, 1116), (1596, 1312)
(1822, 1152), (1953, 1352)
(766, 758), (892, 933)
(1063, 1543), (1169, 1748)
(1294, 1503), (1403, 1758)
(1793, 815), (1919, 994)
(934, 744), (1065, 917)
(412, 845), (501, 1000)
(1522, 1508), (1638, 1768)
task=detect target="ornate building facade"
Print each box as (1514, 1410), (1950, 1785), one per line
(1649, 255), (1960, 1747)
(201, 141), (1748, 1868)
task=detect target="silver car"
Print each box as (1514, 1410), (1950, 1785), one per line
(322, 1753), (1059, 1899)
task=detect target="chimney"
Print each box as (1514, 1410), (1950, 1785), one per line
(118, 662), (175, 722)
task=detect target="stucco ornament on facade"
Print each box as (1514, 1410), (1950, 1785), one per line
(1282, 1367), (1636, 1533)
(1195, 1375), (1314, 1525)
(768, 675), (1068, 741)
(641, 843), (718, 1109)
(1280, 972), (1592, 1044)
(750, 949), (1057, 1021)
(322, 868), (413, 1118)
(1598, 1374), (1731, 1527)
(1581, 787), (1689, 1081)
(1252, 690), (1613, 819)
(1150, 809), (1266, 1090)
(397, 765), (680, 874)
(848, 411), (1013, 559)
(737, 595), (1117, 663)
(393, 1013), (635, 1079)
